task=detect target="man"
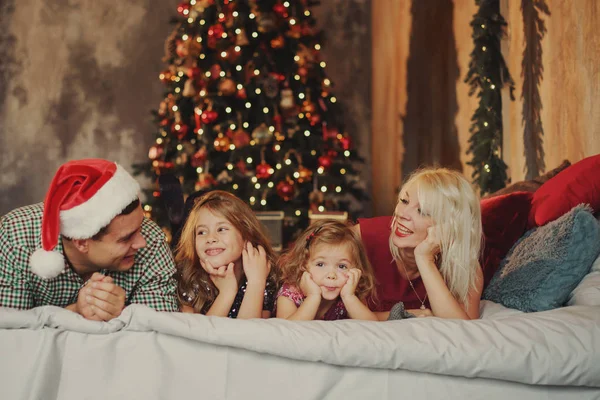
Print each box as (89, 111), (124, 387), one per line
(0, 158), (179, 320)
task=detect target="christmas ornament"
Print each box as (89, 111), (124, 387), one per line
(257, 12), (277, 33)
(273, 3), (288, 18)
(270, 35), (285, 49)
(322, 123), (339, 140)
(200, 107), (218, 124)
(252, 123), (274, 145)
(236, 28), (250, 46)
(172, 121), (189, 140)
(195, 173), (216, 191)
(236, 87), (247, 99)
(232, 128), (250, 148)
(214, 133), (231, 152)
(318, 154), (333, 170)
(208, 24), (225, 49)
(191, 146), (208, 167)
(218, 78), (237, 96)
(216, 170), (232, 184)
(309, 113), (321, 126)
(339, 135), (352, 151)
(302, 99), (316, 114)
(182, 79), (196, 97)
(177, 2), (191, 17)
(255, 161), (273, 180)
(296, 166), (313, 184)
(279, 87), (295, 110)
(148, 145), (164, 160)
(159, 69), (173, 84)
(187, 66), (202, 81)
(276, 178), (296, 201)
(176, 40), (189, 58)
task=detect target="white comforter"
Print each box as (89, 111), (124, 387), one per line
(1, 301), (599, 398)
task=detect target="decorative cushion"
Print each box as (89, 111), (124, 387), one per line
(529, 155), (600, 227)
(483, 205), (600, 312)
(480, 191), (533, 289)
(567, 215), (600, 307)
(485, 160), (571, 199)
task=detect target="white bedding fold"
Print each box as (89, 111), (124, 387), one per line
(1, 301), (599, 387)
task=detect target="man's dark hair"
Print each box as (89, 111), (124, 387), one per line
(91, 198), (140, 240)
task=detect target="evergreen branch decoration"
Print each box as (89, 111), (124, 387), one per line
(465, 0), (515, 195)
(522, 0), (549, 179)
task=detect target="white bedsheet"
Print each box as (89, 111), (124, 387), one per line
(1, 301), (599, 399)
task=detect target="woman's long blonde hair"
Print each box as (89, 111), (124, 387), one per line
(175, 190), (278, 312)
(278, 219), (376, 301)
(389, 168), (482, 307)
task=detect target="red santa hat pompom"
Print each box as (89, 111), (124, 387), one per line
(30, 159), (140, 279)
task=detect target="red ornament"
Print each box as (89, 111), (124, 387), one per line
(273, 3), (288, 18)
(172, 122), (189, 140)
(318, 154), (333, 170)
(322, 123), (339, 140)
(297, 66), (308, 78)
(191, 146), (208, 167)
(176, 40), (189, 58)
(339, 135), (352, 151)
(160, 118), (170, 127)
(232, 128), (250, 148)
(276, 178), (296, 201)
(200, 109), (218, 124)
(236, 87), (247, 99)
(207, 24), (225, 48)
(187, 66), (202, 80)
(195, 173), (216, 191)
(255, 161), (273, 180)
(309, 114), (321, 126)
(177, 2), (191, 17)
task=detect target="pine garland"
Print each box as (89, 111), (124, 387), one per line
(464, 0), (515, 195)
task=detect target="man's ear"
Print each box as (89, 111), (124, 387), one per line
(71, 238), (91, 253)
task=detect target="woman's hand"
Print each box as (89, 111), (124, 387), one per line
(299, 271), (322, 298)
(414, 226), (440, 262)
(340, 269), (361, 300)
(242, 242), (271, 285)
(407, 308), (433, 317)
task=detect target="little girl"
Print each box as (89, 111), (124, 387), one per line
(175, 190), (278, 318)
(276, 219), (378, 321)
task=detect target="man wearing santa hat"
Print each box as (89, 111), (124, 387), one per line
(0, 158), (178, 320)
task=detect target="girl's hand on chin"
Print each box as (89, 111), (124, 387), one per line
(300, 271), (322, 298)
(206, 260), (238, 294)
(242, 242), (271, 285)
(414, 226), (440, 262)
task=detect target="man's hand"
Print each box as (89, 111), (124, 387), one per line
(84, 272), (126, 321)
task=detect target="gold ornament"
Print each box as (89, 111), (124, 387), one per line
(251, 123), (274, 145)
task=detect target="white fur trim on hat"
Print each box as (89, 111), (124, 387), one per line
(60, 164), (140, 239)
(30, 248), (65, 279)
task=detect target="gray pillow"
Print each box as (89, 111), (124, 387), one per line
(483, 205), (600, 312)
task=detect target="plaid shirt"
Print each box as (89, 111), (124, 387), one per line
(0, 203), (178, 312)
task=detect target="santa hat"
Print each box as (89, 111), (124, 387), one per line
(30, 159), (140, 279)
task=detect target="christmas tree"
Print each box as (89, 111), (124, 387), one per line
(134, 0), (368, 243)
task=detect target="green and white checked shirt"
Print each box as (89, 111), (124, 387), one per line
(0, 203), (179, 312)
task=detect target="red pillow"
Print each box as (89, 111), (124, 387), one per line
(480, 191), (533, 289)
(529, 154), (600, 227)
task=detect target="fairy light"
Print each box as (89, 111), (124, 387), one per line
(196, 36), (201, 43)
(200, 19), (206, 25)
(298, 113), (304, 118)
(249, 13), (256, 19)
(261, 199), (267, 206)
(294, 75), (300, 81)
(182, 34), (189, 41)
(234, 46), (241, 52)
(205, 71), (211, 78)
(304, 130), (310, 137)
(227, 164), (234, 170)
(268, 182), (274, 188)
(230, 123), (236, 130)
(219, 13), (225, 19)
(174, 77), (181, 82)
(482, 46), (487, 51)
(340, 168), (346, 174)
(311, 150), (316, 156)
(250, 196), (256, 203)
(199, 89), (206, 96)
(222, 33), (228, 39)
(172, 105), (179, 112)
(187, 17), (193, 23)
(320, 62), (326, 68)
(335, 186), (342, 193)
(295, 210), (301, 216)
(317, 167), (324, 174)
(144, 205), (152, 211)
(293, 172), (300, 179)
(263, 107), (269, 114)
(236, 65), (243, 72)
(226, 107), (232, 113)
(276, 163), (282, 169)
(284, 1), (290, 6)
(219, 71), (225, 77)
(200, 54), (206, 59)
(344, 150), (350, 157)
(177, 144), (183, 150)
(197, 129), (203, 135)
(268, 126), (275, 132)
(484, 164), (491, 172)
(324, 78), (331, 86)
(318, 206), (325, 212)
(483, 122), (489, 127)
(331, 97), (337, 103)
(274, 144), (281, 151)
(321, 186), (327, 192)
(235, 28), (241, 34)
(229, 144), (235, 150)
(156, 138), (163, 144)
(305, 10), (311, 17)
(254, 69), (260, 76)
(285, 159), (292, 165)
(243, 122), (249, 128)
(255, 183), (261, 189)
(294, 55), (300, 62)
(251, 177), (258, 183)
(233, 183), (239, 190)
(315, 44), (321, 50)
(252, 32), (258, 38)
(490, 84), (496, 89)
(255, 88), (262, 94)
(221, 51), (227, 58)
(247, 157), (253, 163)
(233, 11), (239, 17)
(175, 87), (181, 93)
(196, 167), (203, 173)
(290, 18), (296, 25)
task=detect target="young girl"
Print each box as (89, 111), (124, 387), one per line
(276, 219), (378, 321)
(175, 190), (278, 318)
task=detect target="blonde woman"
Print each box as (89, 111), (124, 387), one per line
(352, 168), (483, 320)
(175, 190), (278, 318)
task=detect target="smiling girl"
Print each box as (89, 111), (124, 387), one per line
(275, 219), (377, 321)
(353, 167), (483, 320)
(175, 191), (278, 318)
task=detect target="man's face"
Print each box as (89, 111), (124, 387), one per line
(85, 204), (147, 272)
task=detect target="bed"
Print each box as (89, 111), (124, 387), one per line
(1, 298), (599, 400)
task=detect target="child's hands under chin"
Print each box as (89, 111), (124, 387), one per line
(300, 271), (322, 298)
(242, 242), (271, 285)
(340, 269), (361, 300)
(414, 226), (440, 262)
(203, 258), (238, 294)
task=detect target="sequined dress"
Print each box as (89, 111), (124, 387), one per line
(276, 283), (348, 320)
(183, 277), (276, 318)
